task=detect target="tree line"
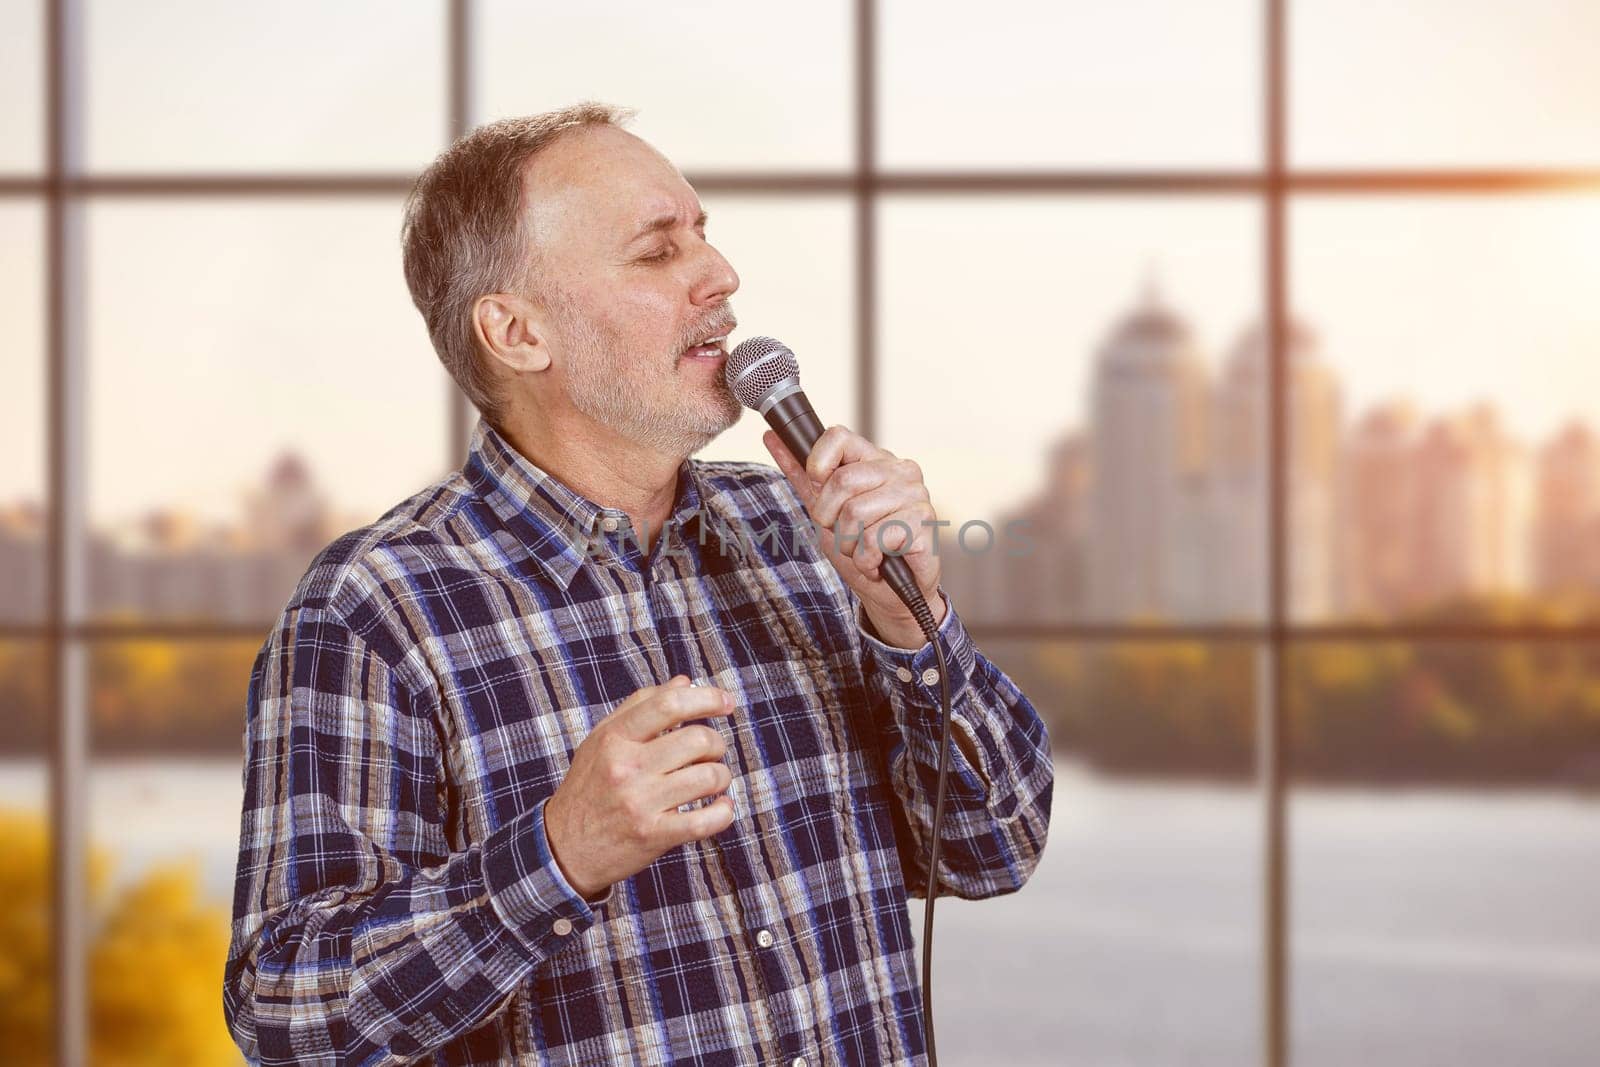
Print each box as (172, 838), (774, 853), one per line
(3, 595), (1599, 785)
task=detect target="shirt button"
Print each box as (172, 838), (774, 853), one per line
(894, 666), (914, 683)
(600, 516), (621, 532)
(790, 1057), (807, 1067)
(552, 917), (574, 936)
(921, 667), (941, 686)
(755, 928), (775, 949)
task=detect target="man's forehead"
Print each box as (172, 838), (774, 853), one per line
(522, 126), (700, 245)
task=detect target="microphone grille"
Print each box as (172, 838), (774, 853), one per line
(725, 336), (800, 410)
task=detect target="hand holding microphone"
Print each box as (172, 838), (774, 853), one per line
(725, 337), (946, 650)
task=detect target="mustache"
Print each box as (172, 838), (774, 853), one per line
(678, 309), (738, 351)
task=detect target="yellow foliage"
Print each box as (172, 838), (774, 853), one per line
(0, 808), (241, 1066)
(0, 811), (54, 1065)
(91, 861), (239, 1066)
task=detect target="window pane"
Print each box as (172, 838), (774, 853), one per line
(85, 1), (445, 172)
(1290, 641), (1600, 1067)
(1294, 0), (1600, 167)
(913, 637), (1258, 1065)
(881, 196), (1263, 624)
(476, 1), (852, 170)
(1293, 195), (1600, 623)
(86, 199), (452, 623)
(0, 0), (43, 172)
(693, 196), (855, 466)
(0, 640), (49, 1061)
(882, 0), (1259, 169)
(1, 202), (45, 621)
(89, 639), (253, 1061)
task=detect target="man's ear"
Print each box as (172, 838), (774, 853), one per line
(473, 293), (552, 375)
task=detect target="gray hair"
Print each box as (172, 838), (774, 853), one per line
(400, 102), (635, 425)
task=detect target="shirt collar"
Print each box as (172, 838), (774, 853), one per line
(464, 416), (709, 589)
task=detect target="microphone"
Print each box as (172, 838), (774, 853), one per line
(724, 336), (936, 637)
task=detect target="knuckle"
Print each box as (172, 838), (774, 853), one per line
(602, 758), (632, 788)
(694, 725), (723, 756)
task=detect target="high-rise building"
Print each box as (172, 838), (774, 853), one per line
(972, 430), (1090, 623)
(1211, 319), (1342, 619)
(1087, 281), (1211, 620)
(1411, 404), (1532, 606)
(1340, 400), (1424, 616)
(245, 452), (331, 557)
(1534, 420), (1600, 595)
(0, 502), (45, 621)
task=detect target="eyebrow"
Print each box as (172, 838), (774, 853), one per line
(628, 209), (708, 244)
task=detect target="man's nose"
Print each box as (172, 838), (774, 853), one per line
(691, 242), (739, 307)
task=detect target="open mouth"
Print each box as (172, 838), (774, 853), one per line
(682, 330), (731, 360)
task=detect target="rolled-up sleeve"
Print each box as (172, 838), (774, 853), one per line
(224, 603), (610, 1066)
(855, 590), (1054, 901)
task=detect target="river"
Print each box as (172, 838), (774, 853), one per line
(2, 758), (1596, 1066)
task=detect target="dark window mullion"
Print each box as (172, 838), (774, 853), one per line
(854, 0), (877, 439)
(449, 0), (472, 461)
(45, 1), (89, 1064)
(1263, 1), (1289, 1065)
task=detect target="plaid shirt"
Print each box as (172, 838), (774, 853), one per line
(225, 418), (1053, 1066)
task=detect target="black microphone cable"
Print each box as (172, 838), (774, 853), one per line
(900, 589), (951, 1067)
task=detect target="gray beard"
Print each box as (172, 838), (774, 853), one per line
(558, 308), (742, 458)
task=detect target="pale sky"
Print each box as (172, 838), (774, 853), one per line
(1, 0), (1597, 529)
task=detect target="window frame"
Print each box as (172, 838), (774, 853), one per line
(9, 2), (1600, 1064)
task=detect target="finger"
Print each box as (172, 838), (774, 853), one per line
(660, 793), (737, 841)
(805, 425), (891, 487)
(763, 430), (819, 507)
(654, 759), (734, 811)
(618, 685), (734, 742)
(857, 504), (940, 577)
(604, 674), (691, 722)
(867, 501), (934, 562)
(811, 459), (907, 529)
(827, 482), (922, 562)
(637, 723), (727, 774)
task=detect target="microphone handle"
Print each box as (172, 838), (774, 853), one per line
(764, 391), (932, 625)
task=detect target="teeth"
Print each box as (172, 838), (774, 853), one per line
(686, 333), (728, 353)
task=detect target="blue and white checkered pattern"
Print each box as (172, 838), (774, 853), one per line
(223, 417), (1054, 1066)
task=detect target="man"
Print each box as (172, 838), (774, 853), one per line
(224, 102), (1053, 1066)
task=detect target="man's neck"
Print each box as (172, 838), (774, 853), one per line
(494, 410), (682, 551)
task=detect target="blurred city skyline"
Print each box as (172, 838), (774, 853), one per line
(4, 280), (1596, 624)
(3, 194), (1598, 531)
(4, 2), (1600, 530)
